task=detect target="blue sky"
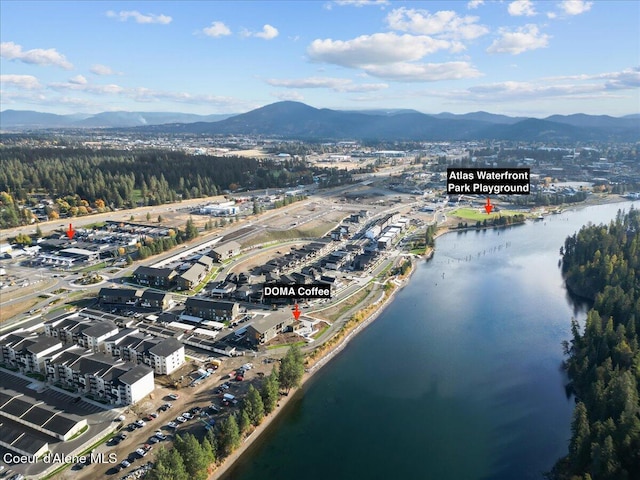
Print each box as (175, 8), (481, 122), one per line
(1, 0), (638, 117)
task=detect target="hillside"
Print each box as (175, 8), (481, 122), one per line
(2, 102), (638, 142)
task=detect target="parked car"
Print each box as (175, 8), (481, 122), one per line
(168, 393), (179, 400)
(155, 432), (167, 440)
(167, 421), (178, 428)
(120, 460), (131, 469)
(182, 412), (192, 419)
(127, 423), (138, 431)
(176, 416), (187, 423)
(190, 406), (202, 414)
(135, 419), (146, 427)
(135, 448), (147, 457)
(148, 436), (160, 444)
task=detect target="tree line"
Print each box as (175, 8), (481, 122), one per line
(0, 147), (327, 228)
(147, 345), (305, 479)
(549, 208), (640, 480)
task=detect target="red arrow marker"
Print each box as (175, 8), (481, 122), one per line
(292, 303), (301, 321)
(484, 198), (493, 215)
(66, 223), (76, 239)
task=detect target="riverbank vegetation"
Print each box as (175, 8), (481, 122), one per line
(550, 208), (640, 480)
(146, 347), (304, 479)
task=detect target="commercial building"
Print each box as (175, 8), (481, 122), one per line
(245, 316), (294, 345)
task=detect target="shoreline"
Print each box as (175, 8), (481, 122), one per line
(209, 258), (417, 480)
(207, 196), (634, 479)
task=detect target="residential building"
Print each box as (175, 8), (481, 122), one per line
(44, 346), (154, 405)
(79, 320), (118, 352)
(133, 265), (177, 288)
(209, 241), (241, 262)
(184, 298), (239, 322)
(140, 290), (172, 310)
(98, 288), (141, 305)
(148, 338), (185, 375)
(0, 331), (63, 374)
(177, 263), (207, 290)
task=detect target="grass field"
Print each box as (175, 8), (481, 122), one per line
(314, 286), (373, 323)
(0, 298), (40, 323)
(241, 223), (333, 248)
(450, 207), (524, 222)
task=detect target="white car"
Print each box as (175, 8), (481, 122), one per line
(182, 412), (192, 419)
(135, 419), (146, 427)
(155, 432), (167, 440)
(176, 416), (187, 423)
(135, 448), (147, 457)
(167, 422), (178, 428)
(168, 393), (179, 400)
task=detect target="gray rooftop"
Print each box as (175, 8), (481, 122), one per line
(148, 338), (183, 358)
(118, 364), (153, 386)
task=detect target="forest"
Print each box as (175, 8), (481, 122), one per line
(550, 208), (640, 480)
(0, 147), (357, 228)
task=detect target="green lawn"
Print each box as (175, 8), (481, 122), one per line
(451, 207), (522, 222)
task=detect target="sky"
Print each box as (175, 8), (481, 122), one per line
(1, 0), (638, 117)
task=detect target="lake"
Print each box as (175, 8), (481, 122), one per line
(223, 201), (636, 480)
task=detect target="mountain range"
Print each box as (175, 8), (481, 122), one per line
(0, 110), (233, 129)
(1, 102), (638, 143)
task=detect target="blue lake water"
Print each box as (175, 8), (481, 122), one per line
(223, 201), (636, 480)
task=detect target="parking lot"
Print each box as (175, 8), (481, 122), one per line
(68, 355), (275, 480)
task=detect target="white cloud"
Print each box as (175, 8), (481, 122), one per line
(602, 67), (640, 90)
(255, 24), (279, 40)
(0, 74), (42, 89)
(90, 64), (117, 75)
(508, 0), (537, 16)
(308, 33), (451, 68)
(0, 41), (73, 69)
(558, 0), (593, 15)
(332, 0), (389, 6)
(486, 25), (550, 55)
(468, 80), (602, 99)
(386, 8), (489, 40)
(272, 91), (305, 102)
(69, 75), (87, 85)
(49, 81), (125, 95)
(202, 21), (232, 37)
(242, 24), (279, 40)
(106, 10), (172, 24)
(547, 11), (557, 18)
(266, 76), (388, 92)
(467, 0), (484, 9)
(363, 61), (482, 82)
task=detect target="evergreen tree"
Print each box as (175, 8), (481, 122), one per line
(278, 344), (305, 394)
(238, 408), (251, 435)
(243, 385), (265, 426)
(201, 436), (216, 468)
(218, 414), (241, 456)
(174, 433), (209, 480)
(261, 366), (279, 414)
(148, 447), (189, 480)
(185, 217), (199, 240)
